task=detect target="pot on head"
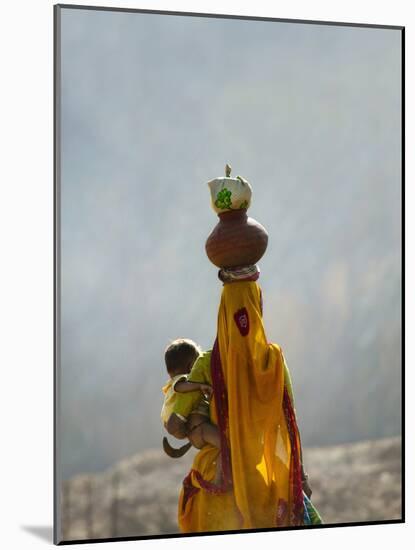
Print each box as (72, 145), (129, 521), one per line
(205, 165), (268, 268)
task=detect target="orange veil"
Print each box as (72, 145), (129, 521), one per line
(178, 281), (303, 532)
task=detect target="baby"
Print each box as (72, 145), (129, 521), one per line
(161, 338), (222, 483)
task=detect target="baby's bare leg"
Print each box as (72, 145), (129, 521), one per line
(187, 414), (208, 449)
(187, 415), (220, 450)
(199, 422), (220, 448)
(187, 415), (223, 486)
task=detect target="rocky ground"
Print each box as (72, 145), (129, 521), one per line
(60, 436), (402, 542)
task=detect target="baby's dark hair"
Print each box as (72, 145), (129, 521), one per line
(164, 338), (201, 377)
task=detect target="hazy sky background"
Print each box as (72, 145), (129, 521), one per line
(59, 8), (402, 479)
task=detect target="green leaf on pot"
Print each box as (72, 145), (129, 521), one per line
(215, 188), (233, 209)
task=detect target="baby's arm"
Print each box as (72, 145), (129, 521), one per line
(175, 380), (213, 399)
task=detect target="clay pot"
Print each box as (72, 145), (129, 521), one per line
(205, 209), (268, 268)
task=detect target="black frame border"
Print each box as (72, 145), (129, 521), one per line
(53, 3), (405, 545)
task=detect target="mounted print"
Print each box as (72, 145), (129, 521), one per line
(54, 4), (404, 545)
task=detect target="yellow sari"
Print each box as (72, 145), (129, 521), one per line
(178, 281), (304, 532)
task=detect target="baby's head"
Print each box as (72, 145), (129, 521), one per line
(164, 338), (201, 378)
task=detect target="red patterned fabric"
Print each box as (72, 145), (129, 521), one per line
(283, 386), (304, 525)
(210, 338), (233, 491)
(181, 471), (200, 512)
(233, 307), (250, 336)
(180, 339), (232, 502)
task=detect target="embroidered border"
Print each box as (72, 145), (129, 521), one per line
(283, 387), (304, 525)
(210, 339), (233, 491)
